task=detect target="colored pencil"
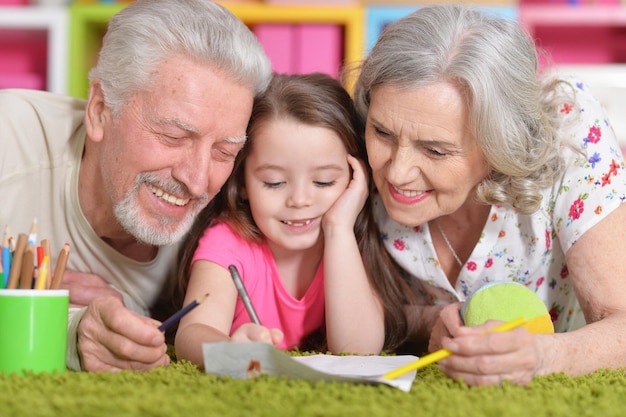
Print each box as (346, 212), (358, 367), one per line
(51, 243), (70, 290)
(19, 249), (35, 290)
(158, 293), (210, 332)
(41, 239), (51, 264)
(2, 227), (11, 288)
(27, 218), (37, 246)
(228, 265), (261, 325)
(7, 233), (27, 289)
(37, 246), (44, 268)
(382, 317), (528, 380)
(35, 255), (50, 290)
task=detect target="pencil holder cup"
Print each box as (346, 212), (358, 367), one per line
(0, 289), (69, 375)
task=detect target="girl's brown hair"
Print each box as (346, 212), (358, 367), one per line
(178, 73), (413, 351)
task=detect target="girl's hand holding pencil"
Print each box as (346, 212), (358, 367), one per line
(227, 265), (284, 346)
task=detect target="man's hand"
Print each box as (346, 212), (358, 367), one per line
(61, 270), (123, 308)
(77, 297), (170, 372)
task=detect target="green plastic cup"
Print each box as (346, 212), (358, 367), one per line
(0, 289), (69, 375)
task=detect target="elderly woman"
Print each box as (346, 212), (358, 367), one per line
(352, 4), (626, 385)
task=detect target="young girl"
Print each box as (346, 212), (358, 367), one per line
(175, 73), (411, 367)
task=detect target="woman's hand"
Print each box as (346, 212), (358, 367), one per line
(428, 302), (463, 352)
(436, 317), (545, 386)
(429, 303), (544, 386)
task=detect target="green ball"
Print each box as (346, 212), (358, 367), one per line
(461, 281), (554, 334)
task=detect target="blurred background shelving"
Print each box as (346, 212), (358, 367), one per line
(67, 1), (364, 98)
(1, 0), (625, 144)
(0, 4), (67, 93)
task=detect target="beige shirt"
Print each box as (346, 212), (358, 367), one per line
(0, 89), (180, 370)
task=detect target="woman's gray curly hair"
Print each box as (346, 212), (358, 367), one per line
(352, 4), (568, 214)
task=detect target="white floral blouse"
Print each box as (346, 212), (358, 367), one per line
(374, 78), (626, 333)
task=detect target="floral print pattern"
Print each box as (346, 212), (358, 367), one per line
(374, 78), (626, 333)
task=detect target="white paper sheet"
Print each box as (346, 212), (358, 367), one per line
(202, 342), (418, 392)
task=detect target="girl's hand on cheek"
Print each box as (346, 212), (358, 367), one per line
(323, 155), (369, 232)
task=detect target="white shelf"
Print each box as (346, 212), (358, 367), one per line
(0, 6), (68, 94)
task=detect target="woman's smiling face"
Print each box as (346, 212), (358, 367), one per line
(365, 81), (489, 227)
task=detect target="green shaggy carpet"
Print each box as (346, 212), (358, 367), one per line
(1, 357), (625, 417)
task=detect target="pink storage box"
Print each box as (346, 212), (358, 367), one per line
(254, 24), (343, 78)
(0, 72), (45, 90)
(264, 1), (355, 3)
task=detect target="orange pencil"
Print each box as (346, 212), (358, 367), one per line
(37, 246), (44, 268)
(6, 233), (27, 289)
(51, 243), (70, 290)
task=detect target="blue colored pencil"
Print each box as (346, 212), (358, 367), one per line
(158, 293), (210, 332)
(2, 228), (11, 288)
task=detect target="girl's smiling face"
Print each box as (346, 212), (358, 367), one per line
(244, 117), (350, 254)
(365, 81), (489, 227)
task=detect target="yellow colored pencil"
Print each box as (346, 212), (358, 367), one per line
(41, 239), (51, 264)
(35, 255), (50, 290)
(383, 316), (528, 380)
